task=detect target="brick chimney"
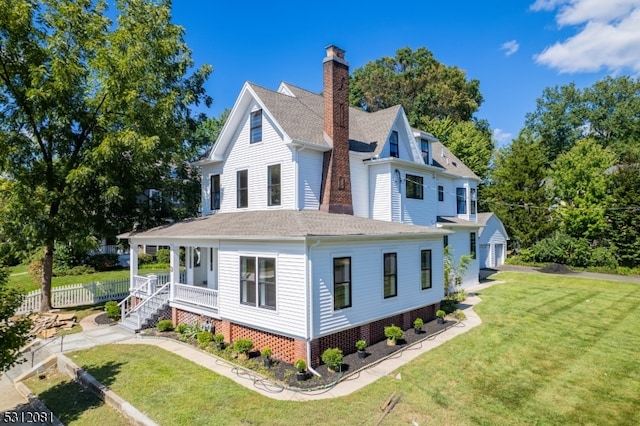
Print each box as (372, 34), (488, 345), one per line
(320, 45), (353, 215)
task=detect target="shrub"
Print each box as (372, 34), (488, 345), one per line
(137, 253), (154, 266)
(294, 359), (307, 372)
(156, 249), (170, 264)
(321, 348), (343, 371)
(355, 339), (367, 351)
(440, 299), (457, 314)
(213, 333), (225, 343)
(157, 319), (174, 332)
(413, 318), (424, 329)
(261, 347), (272, 358)
(180, 324), (200, 340)
(454, 309), (466, 320)
(87, 253), (120, 271)
(53, 265), (96, 276)
(197, 331), (213, 348)
(105, 301), (120, 320)
(436, 309), (446, 318)
(176, 323), (188, 334)
(233, 338), (254, 354)
(384, 324), (403, 341)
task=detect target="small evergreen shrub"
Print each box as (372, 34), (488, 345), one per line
(176, 323), (188, 334)
(355, 339), (367, 351)
(384, 324), (403, 341)
(436, 310), (446, 319)
(157, 319), (174, 332)
(137, 253), (154, 265)
(261, 347), (272, 358)
(440, 299), (457, 314)
(233, 338), (254, 354)
(105, 301), (120, 320)
(197, 331), (213, 348)
(321, 348), (343, 371)
(294, 359), (307, 372)
(413, 318), (424, 329)
(214, 333), (225, 343)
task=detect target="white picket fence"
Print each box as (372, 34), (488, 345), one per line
(16, 273), (175, 315)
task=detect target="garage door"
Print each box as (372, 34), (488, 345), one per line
(480, 244), (490, 268)
(495, 244), (505, 266)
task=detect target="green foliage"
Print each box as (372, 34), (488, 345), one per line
(454, 309), (466, 321)
(350, 46), (483, 124)
(104, 301), (120, 320)
(176, 323), (187, 334)
(155, 249), (170, 264)
(321, 348), (344, 371)
(485, 134), (554, 248)
(294, 358), (307, 372)
(197, 331), (213, 348)
(53, 265), (96, 277)
(261, 347), (272, 359)
(0, 0), (212, 311)
(233, 338), (253, 354)
(413, 318), (424, 330)
(384, 324), (403, 341)
(520, 233), (617, 268)
(436, 310), (446, 319)
(444, 246), (472, 296)
(179, 324), (200, 340)
(137, 253), (154, 266)
(88, 254), (121, 271)
(157, 320), (174, 332)
(440, 299), (457, 314)
(0, 268), (32, 372)
(355, 339), (367, 351)
(213, 333), (225, 344)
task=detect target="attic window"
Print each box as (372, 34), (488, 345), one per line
(250, 110), (262, 143)
(389, 131), (399, 158)
(420, 139), (429, 164)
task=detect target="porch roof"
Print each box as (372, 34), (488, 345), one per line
(436, 216), (480, 228)
(120, 210), (450, 241)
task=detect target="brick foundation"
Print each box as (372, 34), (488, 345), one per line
(173, 302), (438, 367)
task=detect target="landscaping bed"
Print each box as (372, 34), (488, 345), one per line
(141, 317), (454, 390)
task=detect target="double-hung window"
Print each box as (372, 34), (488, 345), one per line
(470, 232), (477, 259)
(406, 174), (423, 199)
(438, 185), (444, 202)
(456, 187), (467, 214)
(383, 253), (397, 298)
(240, 256), (276, 309)
(421, 139), (429, 164)
(470, 188), (477, 214)
(237, 170), (248, 208)
(210, 174), (220, 210)
(268, 164), (281, 206)
(333, 257), (352, 310)
(389, 131), (399, 158)
(421, 249), (432, 290)
(250, 110), (262, 143)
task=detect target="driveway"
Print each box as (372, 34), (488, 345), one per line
(481, 264), (640, 284)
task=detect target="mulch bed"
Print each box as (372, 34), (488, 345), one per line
(140, 318), (455, 390)
(93, 312), (119, 326)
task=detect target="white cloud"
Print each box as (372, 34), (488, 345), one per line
(531, 0), (640, 73)
(493, 128), (513, 145)
(501, 40), (520, 56)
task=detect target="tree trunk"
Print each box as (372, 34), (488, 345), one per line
(40, 242), (54, 312)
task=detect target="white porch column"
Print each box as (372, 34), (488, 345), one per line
(169, 244), (180, 284)
(129, 244), (139, 291)
(186, 246), (194, 285)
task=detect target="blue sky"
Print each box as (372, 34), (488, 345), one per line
(170, 0), (640, 146)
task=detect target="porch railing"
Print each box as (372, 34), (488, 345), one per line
(172, 283), (218, 310)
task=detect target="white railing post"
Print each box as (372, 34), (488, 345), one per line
(148, 274), (158, 296)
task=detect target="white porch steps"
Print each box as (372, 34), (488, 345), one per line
(119, 290), (169, 333)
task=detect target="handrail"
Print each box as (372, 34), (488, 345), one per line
(117, 276), (152, 320)
(31, 335), (65, 366)
(129, 282), (170, 329)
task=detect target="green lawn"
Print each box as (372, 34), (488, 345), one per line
(61, 272), (640, 424)
(7, 264), (170, 293)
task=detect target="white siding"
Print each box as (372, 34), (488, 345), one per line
(215, 101), (296, 213)
(400, 169), (437, 226)
(370, 163), (392, 221)
(310, 238), (444, 337)
(479, 215), (509, 268)
(435, 176), (456, 217)
(446, 229), (480, 289)
(350, 154), (369, 218)
(298, 149), (323, 210)
(200, 163), (224, 216)
(217, 240), (308, 338)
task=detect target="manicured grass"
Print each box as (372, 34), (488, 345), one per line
(7, 264), (170, 293)
(67, 272), (640, 425)
(23, 369), (129, 426)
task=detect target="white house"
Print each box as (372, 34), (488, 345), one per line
(119, 45), (487, 367)
(477, 212), (509, 268)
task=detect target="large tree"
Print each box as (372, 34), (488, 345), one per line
(349, 47), (491, 179)
(524, 76), (640, 162)
(485, 132), (553, 248)
(0, 0), (211, 311)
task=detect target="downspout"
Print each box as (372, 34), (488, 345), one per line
(306, 238), (322, 376)
(293, 144), (306, 210)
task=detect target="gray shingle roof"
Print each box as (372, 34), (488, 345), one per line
(124, 210), (449, 240)
(251, 82), (478, 179)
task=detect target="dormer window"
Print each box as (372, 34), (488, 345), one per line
(250, 110), (262, 143)
(389, 131), (399, 158)
(456, 187), (467, 214)
(421, 139), (429, 164)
